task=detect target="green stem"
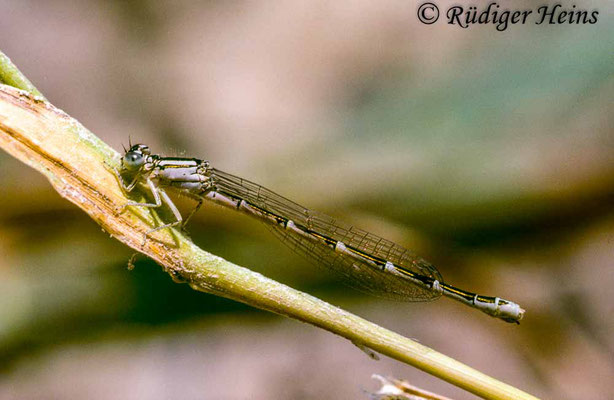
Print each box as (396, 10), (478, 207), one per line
(0, 51), (45, 98)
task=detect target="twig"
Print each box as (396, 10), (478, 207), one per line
(370, 374), (455, 400)
(0, 53), (539, 400)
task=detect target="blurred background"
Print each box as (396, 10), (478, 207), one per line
(1, 1), (613, 399)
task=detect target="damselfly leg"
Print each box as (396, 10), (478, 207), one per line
(112, 165), (183, 245)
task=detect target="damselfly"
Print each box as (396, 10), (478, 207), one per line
(114, 144), (524, 323)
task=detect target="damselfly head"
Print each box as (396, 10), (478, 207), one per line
(121, 143), (150, 171)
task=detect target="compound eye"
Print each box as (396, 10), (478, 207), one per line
(123, 152), (144, 170)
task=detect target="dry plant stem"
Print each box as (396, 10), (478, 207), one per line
(0, 82), (538, 400)
(371, 374), (455, 400)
